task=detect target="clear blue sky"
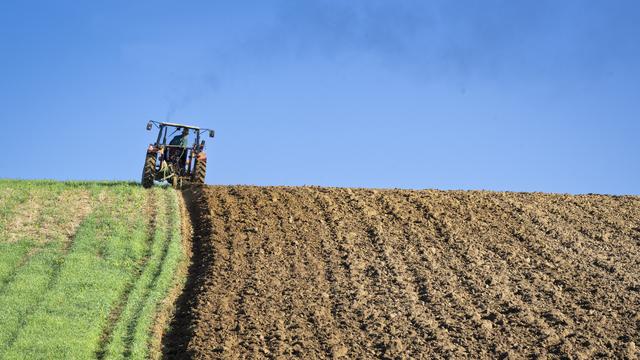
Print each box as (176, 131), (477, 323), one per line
(1, 1), (638, 194)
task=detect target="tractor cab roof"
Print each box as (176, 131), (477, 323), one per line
(147, 120), (214, 132)
(146, 120), (215, 138)
(158, 122), (201, 130)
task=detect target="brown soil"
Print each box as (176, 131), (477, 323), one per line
(168, 186), (640, 359)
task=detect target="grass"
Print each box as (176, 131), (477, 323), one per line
(0, 180), (186, 359)
(103, 189), (183, 359)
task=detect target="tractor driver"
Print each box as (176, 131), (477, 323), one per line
(168, 128), (189, 173)
(169, 128), (189, 147)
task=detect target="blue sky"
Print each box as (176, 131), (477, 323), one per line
(1, 1), (638, 194)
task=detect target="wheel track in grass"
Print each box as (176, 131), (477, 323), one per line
(121, 189), (176, 358)
(0, 189), (93, 295)
(0, 182), (185, 358)
(148, 189), (192, 359)
(95, 188), (158, 359)
(0, 191), (99, 351)
(98, 187), (185, 359)
(0, 242), (40, 295)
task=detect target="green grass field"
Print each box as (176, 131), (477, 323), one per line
(0, 180), (185, 359)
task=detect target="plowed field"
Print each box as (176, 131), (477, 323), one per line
(169, 186), (640, 359)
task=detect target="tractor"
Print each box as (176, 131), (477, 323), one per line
(141, 121), (215, 189)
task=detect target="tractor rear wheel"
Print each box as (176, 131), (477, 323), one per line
(141, 153), (156, 189)
(193, 159), (206, 185)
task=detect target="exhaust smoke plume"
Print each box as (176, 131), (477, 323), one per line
(164, 73), (219, 121)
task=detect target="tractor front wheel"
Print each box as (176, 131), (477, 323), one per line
(141, 153), (156, 189)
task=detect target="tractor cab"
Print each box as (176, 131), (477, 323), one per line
(142, 121), (215, 188)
